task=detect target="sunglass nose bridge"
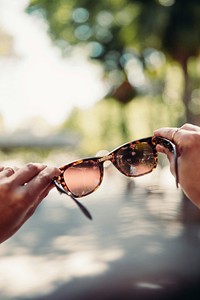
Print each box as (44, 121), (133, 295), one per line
(98, 154), (113, 163)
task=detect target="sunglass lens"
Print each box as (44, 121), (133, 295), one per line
(115, 142), (156, 176)
(63, 160), (102, 197)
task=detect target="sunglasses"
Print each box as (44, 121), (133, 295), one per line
(53, 136), (178, 220)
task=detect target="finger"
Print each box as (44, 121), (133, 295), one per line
(156, 144), (174, 161)
(156, 145), (175, 175)
(0, 167), (15, 179)
(154, 127), (179, 141)
(10, 163), (47, 186)
(154, 123), (200, 141)
(6, 166), (60, 217)
(23, 166), (61, 200)
(23, 184), (54, 220)
(181, 123), (200, 132)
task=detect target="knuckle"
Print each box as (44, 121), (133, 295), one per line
(181, 123), (189, 129)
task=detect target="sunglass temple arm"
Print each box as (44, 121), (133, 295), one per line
(53, 180), (93, 220)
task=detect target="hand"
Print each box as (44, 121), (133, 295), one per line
(154, 123), (200, 208)
(0, 163), (60, 243)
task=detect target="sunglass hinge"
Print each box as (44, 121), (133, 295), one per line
(98, 154), (113, 162)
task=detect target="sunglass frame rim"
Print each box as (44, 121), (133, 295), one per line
(55, 136), (178, 198)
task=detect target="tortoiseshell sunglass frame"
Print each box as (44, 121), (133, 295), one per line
(53, 136), (178, 220)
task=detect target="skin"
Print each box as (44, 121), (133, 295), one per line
(154, 123), (200, 209)
(0, 163), (60, 243)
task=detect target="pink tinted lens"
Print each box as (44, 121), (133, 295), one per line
(63, 160), (102, 197)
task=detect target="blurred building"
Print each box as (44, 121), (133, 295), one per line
(0, 130), (78, 150)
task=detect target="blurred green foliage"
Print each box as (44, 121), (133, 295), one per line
(27, 0), (200, 153)
(61, 94), (184, 155)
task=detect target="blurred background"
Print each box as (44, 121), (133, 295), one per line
(0, 0), (200, 299)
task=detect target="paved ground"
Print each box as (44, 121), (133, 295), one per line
(1, 167), (200, 300)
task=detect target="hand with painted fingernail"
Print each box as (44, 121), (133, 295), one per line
(0, 163), (60, 243)
(154, 123), (200, 208)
